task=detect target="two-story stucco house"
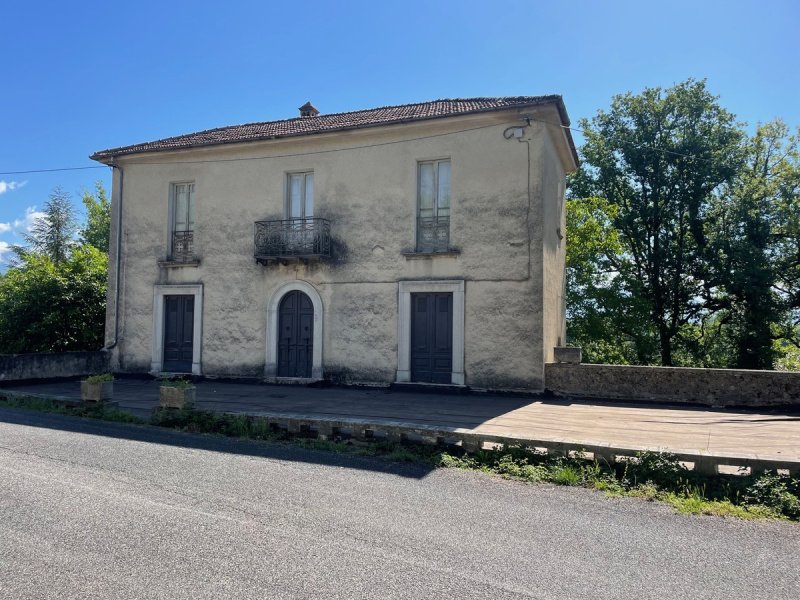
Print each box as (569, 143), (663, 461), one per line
(90, 96), (578, 391)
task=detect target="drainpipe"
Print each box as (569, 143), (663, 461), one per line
(105, 160), (124, 351)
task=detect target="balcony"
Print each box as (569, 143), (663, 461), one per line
(416, 216), (450, 253)
(158, 231), (199, 268)
(254, 218), (332, 265)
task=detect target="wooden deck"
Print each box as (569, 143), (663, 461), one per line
(2, 379), (798, 461)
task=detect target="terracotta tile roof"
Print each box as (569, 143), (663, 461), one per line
(91, 96), (574, 162)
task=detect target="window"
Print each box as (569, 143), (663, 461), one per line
(416, 160), (450, 252)
(170, 182), (195, 260)
(287, 172), (314, 219)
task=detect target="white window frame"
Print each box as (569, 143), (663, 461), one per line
(396, 279), (465, 385)
(168, 181), (195, 256)
(285, 171), (314, 219)
(150, 283), (203, 375)
(415, 159), (451, 251)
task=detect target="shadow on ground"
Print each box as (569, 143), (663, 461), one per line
(0, 406), (438, 479)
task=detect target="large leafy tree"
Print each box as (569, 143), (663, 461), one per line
(707, 120), (800, 368)
(570, 80), (744, 366)
(565, 196), (658, 364)
(0, 187), (108, 353)
(0, 246), (107, 353)
(80, 182), (111, 253)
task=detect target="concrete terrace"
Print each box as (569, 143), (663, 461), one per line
(2, 379), (798, 471)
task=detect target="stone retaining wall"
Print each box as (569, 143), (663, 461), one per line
(0, 351), (109, 383)
(545, 363), (800, 408)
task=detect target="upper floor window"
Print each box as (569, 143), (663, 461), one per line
(287, 172), (314, 219)
(416, 159), (450, 252)
(171, 182), (195, 260)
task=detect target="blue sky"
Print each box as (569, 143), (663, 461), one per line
(1, 0), (798, 264)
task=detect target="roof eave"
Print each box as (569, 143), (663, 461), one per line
(89, 97), (573, 164)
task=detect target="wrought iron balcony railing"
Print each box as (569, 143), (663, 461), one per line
(416, 216), (450, 252)
(254, 218), (332, 264)
(170, 230), (195, 261)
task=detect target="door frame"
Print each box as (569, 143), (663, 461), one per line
(265, 280), (323, 379)
(151, 283), (203, 375)
(396, 280), (465, 385)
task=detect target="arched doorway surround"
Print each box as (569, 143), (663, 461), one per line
(265, 281), (323, 379)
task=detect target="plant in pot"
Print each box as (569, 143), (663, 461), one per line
(81, 373), (114, 403)
(159, 377), (195, 409)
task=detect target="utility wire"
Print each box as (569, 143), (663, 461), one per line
(108, 122), (502, 167)
(0, 165), (107, 175)
(528, 116), (720, 163)
(2, 115), (728, 176)
(0, 122), (501, 175)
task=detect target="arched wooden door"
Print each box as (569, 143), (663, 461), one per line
(277, 290), (314, 378)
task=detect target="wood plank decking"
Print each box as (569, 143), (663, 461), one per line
(2, 379), (798, 467)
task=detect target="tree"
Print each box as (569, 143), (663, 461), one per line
(565, 196), (658, 364)
(0, 187), (108, 354)
(770, 125), (800, 359)
(80, 182), (111, 253)
(570, 80), (744, 366)
(0, 246), (107, 353)
(706, 120), (800, 368)
(21, 187), (78, 264)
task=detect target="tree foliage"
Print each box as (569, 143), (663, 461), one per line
(0, 246), (108, 353)
(21, 187), (78, 264)
(568, 80), (800, 370)
(0, 186), (109, 354)
(80, 182), (111, 252)
(706, 120), (800, 368)
(565, 196), (655, 364)
(570, 79), (744, 366)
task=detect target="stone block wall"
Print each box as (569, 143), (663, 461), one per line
(0, 351), (109, 383)
(545, 363), (800, 408)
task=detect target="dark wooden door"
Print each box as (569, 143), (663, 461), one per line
(410, 293), (453, 384)
(163, 295), (194, 372)
(277, 291), (314, 378)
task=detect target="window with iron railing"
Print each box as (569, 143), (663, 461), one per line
(170, 182), (195, 261)
(417, 159), (450, 252)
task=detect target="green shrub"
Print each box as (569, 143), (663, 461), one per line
(159, 377), (193, 389)
(627, 451), (688, 488)
(744, 472), (800, 519)
(83, 373), (114, 383)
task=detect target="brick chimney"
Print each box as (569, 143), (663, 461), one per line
(299, 102), (319, 117)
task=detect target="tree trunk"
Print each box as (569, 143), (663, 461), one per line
(659, 329), (673, 366)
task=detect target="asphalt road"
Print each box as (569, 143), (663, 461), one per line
(0, 408), (797, 600)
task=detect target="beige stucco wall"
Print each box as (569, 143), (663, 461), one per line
(105, 106), (574, 390)
(540, 126), (568, 364)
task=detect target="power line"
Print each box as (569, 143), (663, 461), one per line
(111, 122), (502, 167)
(529, 117), (719, 163)
(0, 165), (108, 176)
(2, 115), (727, 176)
(0, 122), (501, 175)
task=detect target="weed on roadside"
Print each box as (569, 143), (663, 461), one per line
(2, 394), (797, 522)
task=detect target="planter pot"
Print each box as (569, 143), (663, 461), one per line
(81, 381), (114, 403)
(159, 386), (196, 409)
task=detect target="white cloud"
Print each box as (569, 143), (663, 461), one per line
(0, 222), (10, 233)
(13, 206), (46, 232)
(0, 240), (11, 264)
(0, 180), (27, 195)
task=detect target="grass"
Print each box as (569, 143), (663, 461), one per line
(83, 373), (114, 384)
(158, 377), (194, 389)
(1, 393), (798, 523)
